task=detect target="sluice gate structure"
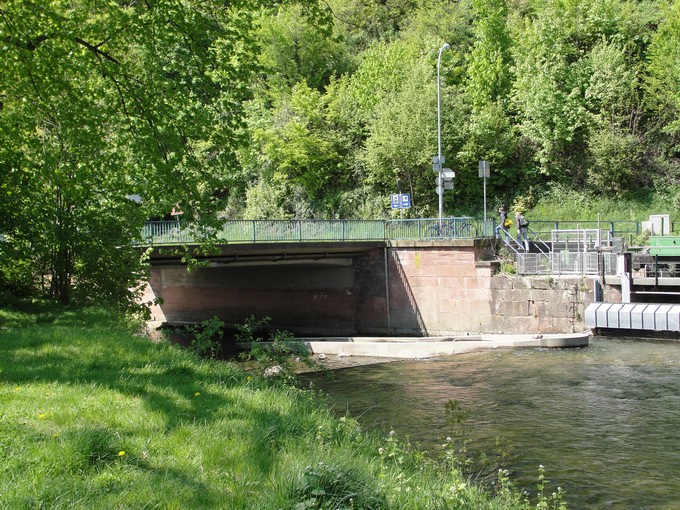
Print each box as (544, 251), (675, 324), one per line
(586, 237), (680, 336)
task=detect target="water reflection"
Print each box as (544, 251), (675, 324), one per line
(300, 338), (680, 509)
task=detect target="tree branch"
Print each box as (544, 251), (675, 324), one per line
(74, 37), (121, 65)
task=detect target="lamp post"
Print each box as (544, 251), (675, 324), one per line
(437, 43), (450, 223)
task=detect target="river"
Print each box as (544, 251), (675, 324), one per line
(300, 337), (680, 509)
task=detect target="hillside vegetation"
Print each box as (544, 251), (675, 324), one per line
(1, 0), (678, 303)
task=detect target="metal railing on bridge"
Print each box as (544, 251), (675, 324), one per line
(140, 217), (495, 245)
(141, 218), (638, 277)
(141, 218), (640, 245)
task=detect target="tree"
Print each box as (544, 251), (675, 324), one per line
(245, 82), (351, 217)
(465, 0), (512, 111)
(585, 39), (644, 193)
(0, 0), (325, 304)
(360, 56), (438, 216)
(256, 3), (354, 93)
(644, 0), (680, 176)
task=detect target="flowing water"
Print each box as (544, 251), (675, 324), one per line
(300, 337), (680, 509)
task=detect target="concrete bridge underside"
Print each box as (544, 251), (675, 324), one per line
(142, 240), (595, 336)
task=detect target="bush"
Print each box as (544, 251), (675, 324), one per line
(236, 315), (323, 384)
(184, 316), (225, 358)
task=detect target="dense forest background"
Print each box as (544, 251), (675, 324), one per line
(1, 0), (679, 303)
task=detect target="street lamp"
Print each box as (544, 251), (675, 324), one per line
(437, 43), (450, 223)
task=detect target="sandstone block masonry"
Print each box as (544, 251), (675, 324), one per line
(385, 240), (596, 335)
(141, 239), (598, 336)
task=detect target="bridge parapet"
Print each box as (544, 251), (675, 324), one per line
(140, 218), (641, 247)
(140, 218), (492, 246)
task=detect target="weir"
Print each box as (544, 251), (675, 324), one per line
(586, 302), (680, 332)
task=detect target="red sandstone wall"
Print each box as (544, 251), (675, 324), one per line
(384, 240), (596, 335)
(141, 241), (599, 336)
(386, 242), (495, 335)
(143, 261), (366, 335)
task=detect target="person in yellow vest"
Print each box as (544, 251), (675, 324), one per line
(495, 206), (511, 240)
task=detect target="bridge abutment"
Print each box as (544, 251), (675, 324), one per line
(141, 240), (596, 336)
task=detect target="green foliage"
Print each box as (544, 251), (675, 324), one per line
(0, 0), (332, 303)
(630, 229), (652, 247)
(295, 461), (388, 509)
(466, 0), (512, 110)
(645, 1), (680, 138)
(184, 316), (225, 359)
(498, 260), (518, 275)
(529, 182), (675, 221)
(456, 102), (519, 204)
(326, 0), (418, 49)
(3, 0), (680, 305)
(587, 128), (643, 194)
(257, 4), (354, 92)
(236, 315), (323, 384)
(0, 253), (37, 301)
(0, 0), (251, 303)
(532, 464), (568, 510)
(360, 54), (437, 214)
(440, 399), (473, 472)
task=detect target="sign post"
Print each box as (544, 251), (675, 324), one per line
(478, 161), (490, 235)
(433, 159), (454, 219)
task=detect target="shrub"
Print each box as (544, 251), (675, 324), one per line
(184, 316), (225, 358)
(236, 315), (323, 384)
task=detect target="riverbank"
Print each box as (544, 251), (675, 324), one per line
(0, 305), (551, 509)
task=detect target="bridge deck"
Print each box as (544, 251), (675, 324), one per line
(148, 241), (387, 266)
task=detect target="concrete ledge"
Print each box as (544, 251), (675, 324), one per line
(292, 332), (591, 359)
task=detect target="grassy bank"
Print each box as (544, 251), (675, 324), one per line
(526, 185), (677, 224)
(0, 305), (558, 509)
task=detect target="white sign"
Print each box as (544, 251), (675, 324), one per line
(478, 160), (490, 178)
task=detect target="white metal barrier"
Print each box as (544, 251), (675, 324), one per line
(517, 251), (618, 276)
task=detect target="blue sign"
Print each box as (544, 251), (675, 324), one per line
(401, 193), (411, 208)
(391, 193), (411, 209)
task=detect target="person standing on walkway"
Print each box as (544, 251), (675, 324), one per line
(515, 211), (529, 251)
(495, 206), (510, 240)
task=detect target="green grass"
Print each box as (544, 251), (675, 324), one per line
(0, 305), (555, 509)
(527, 184), (677, 224)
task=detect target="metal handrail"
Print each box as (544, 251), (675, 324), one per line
(526, 226), (551, 259)
(139, 218), (642, 247)
(525, 220), (639, 242)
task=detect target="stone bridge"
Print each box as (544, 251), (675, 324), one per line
(141, 239), (597, 337)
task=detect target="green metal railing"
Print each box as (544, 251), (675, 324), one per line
(141, 218), (493, 245)
(140, 218), (640, 246)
